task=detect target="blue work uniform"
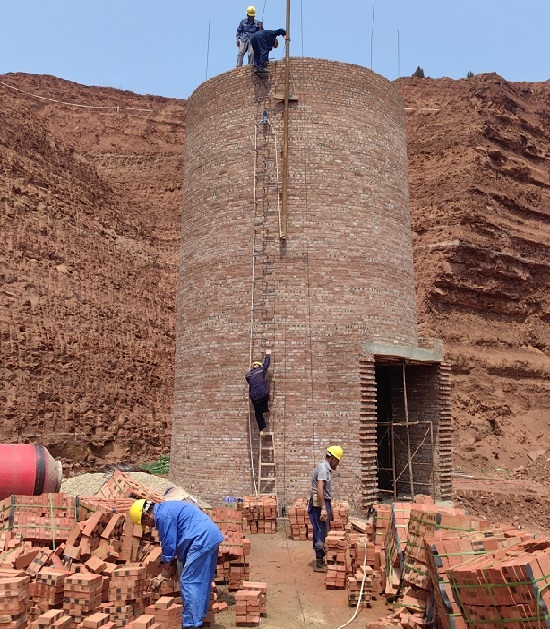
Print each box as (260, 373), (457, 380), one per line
(250, 28), (286, 70)
(245, 354), (271, 431)
(236, 16), (260, 66)
(154, 501), (224, 628)
(307, 459), (333, 560)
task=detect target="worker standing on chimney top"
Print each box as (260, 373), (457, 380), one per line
(236, 6), (261, 67)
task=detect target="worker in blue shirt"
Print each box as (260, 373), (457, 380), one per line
(236, 6), (261, 67)
(250, 28), (287, 74)
(245, 350), (271, 434)
(130, 499), (224, 628)
(307, 446), (344, 572)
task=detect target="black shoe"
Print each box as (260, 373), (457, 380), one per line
(313, 559), (326, 572)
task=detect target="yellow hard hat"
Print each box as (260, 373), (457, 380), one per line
(246, 5), (256, 16)
(252, 361), (262, 368)
(129, 499), (146, 525)
(326, 445), (344, 461)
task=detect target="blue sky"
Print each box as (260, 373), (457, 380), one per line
(0, 1), (548, 99)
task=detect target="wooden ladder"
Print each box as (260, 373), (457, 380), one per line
(258, 431), (276, 496)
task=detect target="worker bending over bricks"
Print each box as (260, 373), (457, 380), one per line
(130, 499), (224, 628)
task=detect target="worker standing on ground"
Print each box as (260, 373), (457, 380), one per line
(129, 499), (224, 629)
(236, 6), (261, 67)
(307, 445), (344, 572)
(250, 28), (287, 74)
(245, 350), (271, 435)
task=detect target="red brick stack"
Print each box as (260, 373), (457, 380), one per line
(347, 565), (375, 608)
(372, 503), (392, 560)
(401, 508), (494, 592)
(124, 614), (157, 629)
(382, 499), (442, 596)
(143, 596), (182, 629)
(241, 582), (267, 616)
(287, 498), (311, 540)
(425, 527), (524, 629)
(29, 568), (70, 613)
(76, 611), (114, 629)
(241, 496), (277, 534)
(234, 586), (264, 627)
(346, 532), (378, 605)
(1, 573), (30, 627)
(207, 507), (251, 591)
(330, 500), (350, 531)
(63, 573), (103, 626)
(0, 495), (78, 548)
(29, 609), (73, 629)
(0, 473), (244, 627)
(324, 531), (347, 589)
(447, 538), (550, 629)
(107, 565), (145, 605)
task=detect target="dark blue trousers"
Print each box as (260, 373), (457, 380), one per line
(307, 498), (332, 560)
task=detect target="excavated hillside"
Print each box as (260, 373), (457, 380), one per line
(400, 75), (550, 475)
(0, 73), (184, 465)
(0, 71), (549, 488)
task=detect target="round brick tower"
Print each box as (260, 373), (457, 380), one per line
(170, 58), (418, 510)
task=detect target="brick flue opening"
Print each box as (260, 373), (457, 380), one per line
(171, 58), (418, 510)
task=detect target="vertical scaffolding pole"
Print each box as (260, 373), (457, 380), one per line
(280, 0), (291, 240)
(402, 363), (415, 500)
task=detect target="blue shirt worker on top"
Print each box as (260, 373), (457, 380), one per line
(307, 445), (344, 572)
(250, 28), (287, 74)
(129, 499), (224, 629)
(236, 5), (261, 67)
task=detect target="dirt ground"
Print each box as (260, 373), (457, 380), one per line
(213, 522), (388, 629)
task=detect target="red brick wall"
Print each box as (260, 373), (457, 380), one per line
(171, 59), (419, 510)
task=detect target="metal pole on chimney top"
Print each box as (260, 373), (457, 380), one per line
(280, 0), (291, 240)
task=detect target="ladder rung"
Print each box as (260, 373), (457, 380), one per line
(260, 462), (275, 466)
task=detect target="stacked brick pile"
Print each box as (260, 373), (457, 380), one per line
(330, 501), (350, 531)
(322, 529), (379, 605)
(382, 498), (442, 596)
(373, 504), (392, 548)
(207, 507), (251, 591)
(63, 574), (103, 625)
(347, 564), (375, 608)
(324, 531), (347, 589)
(425, 528), (525, 629)
(234, 581), (267, 627)
(1, 572), (30, 626)
(287, 498), (350, 541)
(366, 502), (540, 629)
(446, 537), (550, 629)
(0, 494), (78, 549)
(241, 496), (277, 534)
(287, 498), (311, 540)
(143, 596), (182, 628)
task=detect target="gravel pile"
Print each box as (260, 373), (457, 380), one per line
(60, 472), (211, 508)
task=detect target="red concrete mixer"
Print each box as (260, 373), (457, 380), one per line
(0, 444), (63, 499)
